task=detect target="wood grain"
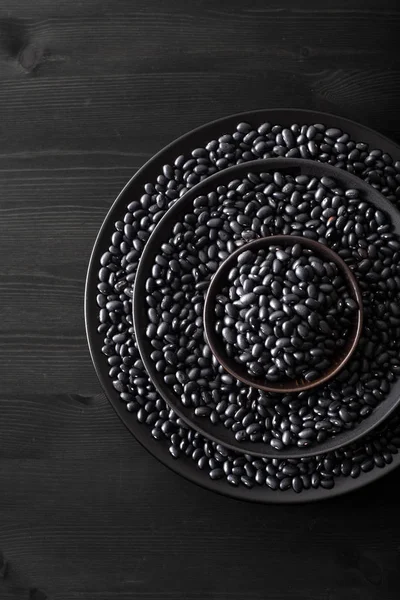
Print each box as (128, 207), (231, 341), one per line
(0, 0), (400, 598)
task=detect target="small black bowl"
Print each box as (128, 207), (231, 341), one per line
(133, 158), (400, 458)
(203, 234), (363, 394)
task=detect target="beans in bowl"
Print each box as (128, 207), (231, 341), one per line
(216, 244), (357, 382)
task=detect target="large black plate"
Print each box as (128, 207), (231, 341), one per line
(85, 109), (400, 503)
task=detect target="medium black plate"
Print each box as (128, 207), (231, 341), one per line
(85, 109), (400, 502)
(134, 158), (400, 459)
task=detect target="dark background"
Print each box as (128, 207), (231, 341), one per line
(1, 1), (400, 599)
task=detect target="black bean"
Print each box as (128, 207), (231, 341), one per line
(292, 476), (303, 493)
(270, 439), (284, 450)
(304, 369), (320, 382)
(298, 428), (316, 439)
(106, 300), (123, 312)
(361, 458), (374, 472)
(209, 468), (224, 480)
(326, 128), (342, 139)
(294, 304), (310, 319)
(112, 380), (125, 393)
(239, 292), (256, 306)
(266, 475), (279, 490)
(222, 327), (236, 344)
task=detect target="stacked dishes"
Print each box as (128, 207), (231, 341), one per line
(86, 110), (400, 502)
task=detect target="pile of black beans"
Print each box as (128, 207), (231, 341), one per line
(216, 245), (357, 382)
(97, 119), (400, 493)
(144, 169), (400, 451)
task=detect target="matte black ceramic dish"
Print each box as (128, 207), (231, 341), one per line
(203, 234), (363, 394)
(134, 158), (400, 459)
(85, 109), (400, 502)
(203, 233), (363, 394)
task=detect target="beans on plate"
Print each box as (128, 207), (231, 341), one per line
(97, 119), (400, 492)
(143, 169), (400, 451)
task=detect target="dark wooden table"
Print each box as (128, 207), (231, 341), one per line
(1, 1), (400, 599)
